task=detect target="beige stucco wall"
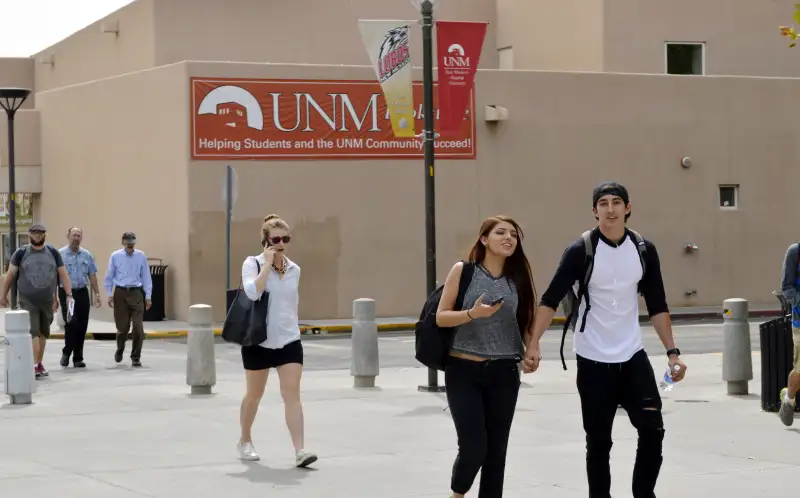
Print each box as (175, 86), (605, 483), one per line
(153, 0), (499, 70)
(179, 61), (800, 322)
(604, 0), (800, 76)
(31, 0), (156, 93)
(496, 0), (604, 71)
(35, 62), (190, 320)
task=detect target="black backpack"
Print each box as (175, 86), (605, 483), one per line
(414, 261), (475, 371)
(558, 229), (647, 370)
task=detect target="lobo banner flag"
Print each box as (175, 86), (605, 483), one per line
(358, 20), (416, 138)
(436, 21), (488, 135)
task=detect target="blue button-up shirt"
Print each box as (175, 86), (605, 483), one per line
(104, 248), (153, 299)
(58, 246), (97, 289)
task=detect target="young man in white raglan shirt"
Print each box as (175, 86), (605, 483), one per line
(523, 181), (687, 498)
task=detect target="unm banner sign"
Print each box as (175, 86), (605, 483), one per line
(190, 78), (476, 160)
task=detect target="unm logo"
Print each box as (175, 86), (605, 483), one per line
(377, 27), (410, 82)
(444, 43), (470, 67)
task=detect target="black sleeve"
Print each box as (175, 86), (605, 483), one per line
(9, 248), (24, 267)
(640, 240), (669, 316)
(52, 247), (65, 267)
(539, 238), (586, 310)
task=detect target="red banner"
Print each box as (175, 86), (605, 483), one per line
(436, 21), (488, 136)
(190, 78), (476, 160)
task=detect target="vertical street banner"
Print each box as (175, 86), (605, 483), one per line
(436, 21), (488, 135)
(358, 20), (416, 138)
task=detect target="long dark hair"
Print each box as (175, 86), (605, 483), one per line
(467, 215), (537, 336)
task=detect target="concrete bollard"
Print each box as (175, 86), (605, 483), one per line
(186, 304), (216, 395)
(4, 310), (35, 404)
(351, 298), (379, 388)
(722, 298), (753, 395)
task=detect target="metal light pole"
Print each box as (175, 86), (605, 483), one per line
(412, 0), (444, 393)
(0, 87), (32, 309)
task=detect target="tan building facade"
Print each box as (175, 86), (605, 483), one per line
(1, 0), (799, 321)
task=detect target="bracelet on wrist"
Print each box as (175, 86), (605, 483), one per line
(466, 309), (473, 320)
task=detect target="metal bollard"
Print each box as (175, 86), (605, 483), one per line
(186, 304), (216, 395)
(722, 298), (753, 395)
(4, 310), (35, 404)
(351, 298), (379, 388)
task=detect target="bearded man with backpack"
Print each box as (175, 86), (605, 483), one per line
(522, 182), (687, 498)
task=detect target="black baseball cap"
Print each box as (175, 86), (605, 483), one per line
(592, 181), (630, 206)
(29, 224), (46, 233)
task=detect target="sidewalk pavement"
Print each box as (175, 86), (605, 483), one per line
(0, 341), (796, 497)
(0, 304), (783, 340)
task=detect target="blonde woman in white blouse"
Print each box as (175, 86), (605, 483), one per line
(237, 214), (317, 468)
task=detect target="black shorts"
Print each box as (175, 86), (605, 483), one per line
(241, 339), (304, 371)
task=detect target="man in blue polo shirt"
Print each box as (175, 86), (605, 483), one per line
(104, 232), (152, 367)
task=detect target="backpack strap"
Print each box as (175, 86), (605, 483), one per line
(455, 261), (475, 311)
(559, 230), (595, 370)
(628, 229), (647, 275)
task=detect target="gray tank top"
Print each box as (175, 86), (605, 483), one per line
(451, 264), (523, 359)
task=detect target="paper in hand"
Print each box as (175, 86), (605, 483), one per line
(67, 298), (75, 322)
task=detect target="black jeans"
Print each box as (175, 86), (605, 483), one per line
(59, 287), (91, 363)
(576, 349), (665, 498)
(445, 356), (521, 497)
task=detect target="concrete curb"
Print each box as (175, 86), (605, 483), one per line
(53, 307), (783, 341)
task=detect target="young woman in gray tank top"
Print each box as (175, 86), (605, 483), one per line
(435, 215), (538, 498)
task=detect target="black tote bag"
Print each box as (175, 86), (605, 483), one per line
(222, 258), (269, 346)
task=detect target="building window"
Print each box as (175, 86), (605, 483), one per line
(719, 185), (738, 210)
(2, 233), (29, 272)
(666, 43), (705, 75)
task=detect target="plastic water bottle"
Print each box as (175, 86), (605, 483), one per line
(659, 364), (681, 392)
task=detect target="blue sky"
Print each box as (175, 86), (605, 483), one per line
(0, 0), (135, 57)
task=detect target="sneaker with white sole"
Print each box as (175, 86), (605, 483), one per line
(779, 388), (795, 426)
(295, 449), (317, 468)
(237, 441), (260, 461)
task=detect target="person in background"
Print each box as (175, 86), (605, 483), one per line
(237, 214), (317, 468)
(104, 232), (152, 367)
(0, 224), (73, 378)
(435, 215), (537, 498)
(58, 227), (101, 368)
(778, 241), (800, 426)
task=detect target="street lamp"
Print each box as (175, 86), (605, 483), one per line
(0, 87), (32, 309)
(411, 0), (444, 393)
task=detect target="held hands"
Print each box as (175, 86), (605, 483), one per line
(669, 355), (688, 382)
(522, 342), (541, 374)
(469, 294), (503, 319)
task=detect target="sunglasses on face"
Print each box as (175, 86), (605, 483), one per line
(268, 236), (291, 244)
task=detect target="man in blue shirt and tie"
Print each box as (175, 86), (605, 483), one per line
(104, 232), (152, 367)
(58, 227), (102, 368)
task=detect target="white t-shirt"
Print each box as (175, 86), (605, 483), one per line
(539, 228), (669, 364)
(242, 254), (301, 349)
(573, 238), (644, 362)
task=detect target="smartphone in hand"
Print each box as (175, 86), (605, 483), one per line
(487, 297), (504, 306)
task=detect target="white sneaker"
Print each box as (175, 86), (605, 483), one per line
(295, 449), (317, 468)
(237, 441), (260, 461)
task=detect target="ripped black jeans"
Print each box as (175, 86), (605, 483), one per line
(576, 349), (665, 498)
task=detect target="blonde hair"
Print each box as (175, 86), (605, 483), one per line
(261, 214), (290, 240)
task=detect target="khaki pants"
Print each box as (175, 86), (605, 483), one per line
(113, 287), (145, 361)
(19, 296), (54, 338)
(793, 326), (800, 374)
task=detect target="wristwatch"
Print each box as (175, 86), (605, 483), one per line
(666, 348), (681, 357)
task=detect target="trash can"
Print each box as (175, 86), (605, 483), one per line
(759, 291), (800, 412)
(143, 259), (168, 322)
